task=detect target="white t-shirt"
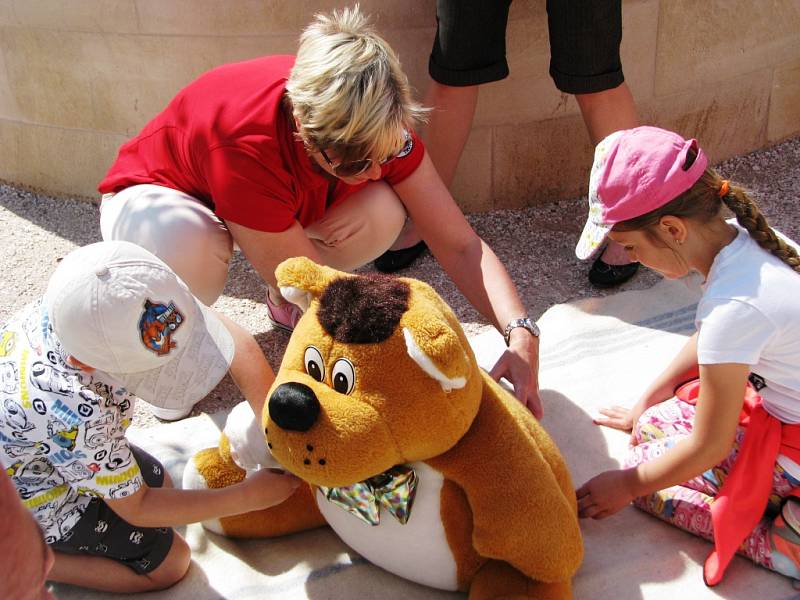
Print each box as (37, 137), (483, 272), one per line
(695, 221), (800, 478)
(0, 300), (143, 543)
(696, 222), (800, 424)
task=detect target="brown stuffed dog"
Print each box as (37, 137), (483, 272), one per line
(184, 257), (582, 599)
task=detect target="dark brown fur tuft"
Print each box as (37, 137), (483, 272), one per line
(318, 274), (410, 343)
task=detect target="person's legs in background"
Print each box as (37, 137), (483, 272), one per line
(575, 82), (638, 147)
(420, 84), (479, 191)
(377, 0), (639, 285)
(373, 0), (511, 273)
(575, 82), (640, 272)
(548, 0), (640, 285)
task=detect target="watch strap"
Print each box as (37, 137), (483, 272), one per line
(503, 317), (540, 346)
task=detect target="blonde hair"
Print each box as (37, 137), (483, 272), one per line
(286, 5), (427, 163)
(615, 151), (800, 274)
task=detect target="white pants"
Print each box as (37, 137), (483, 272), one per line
(100, 183), (407, 305)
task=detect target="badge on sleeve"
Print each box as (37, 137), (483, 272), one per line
(396, 131), (414, 158)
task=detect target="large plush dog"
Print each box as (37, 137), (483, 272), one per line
(184, 257), (582, 599)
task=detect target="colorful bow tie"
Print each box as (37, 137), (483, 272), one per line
(319, 465), (418, 526)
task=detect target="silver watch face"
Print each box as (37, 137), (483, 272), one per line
(504, 317), (540, 344)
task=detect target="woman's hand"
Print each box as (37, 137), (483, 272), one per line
(489, 329), (542, 418)
(576, 469), (638, 519)
(393, 155), (544, 416)
(243, 469), (302, 510)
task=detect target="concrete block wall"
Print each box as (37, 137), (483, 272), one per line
(1, 0), (798, 211)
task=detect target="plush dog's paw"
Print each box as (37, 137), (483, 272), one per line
(224, 401), (281, 472)
(181, 402), (286, 536)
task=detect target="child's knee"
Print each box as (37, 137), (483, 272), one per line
(145, 533), (191, 590)
(633, 400), (690, 444)
(634, 420), (664, 444)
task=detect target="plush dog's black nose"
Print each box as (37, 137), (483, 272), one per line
(268, 382), (320, 432)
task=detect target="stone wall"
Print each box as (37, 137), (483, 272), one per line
(1, 0), (798, 211)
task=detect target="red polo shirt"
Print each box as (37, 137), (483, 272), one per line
(98, 55), (424, 232)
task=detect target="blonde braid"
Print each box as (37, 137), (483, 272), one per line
(721, 185), (800, 274)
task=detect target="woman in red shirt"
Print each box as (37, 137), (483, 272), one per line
(99, 7), (543, 416)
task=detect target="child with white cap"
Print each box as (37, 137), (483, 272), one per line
(573, 126), (800, 586)
(0, 240), (298, 593)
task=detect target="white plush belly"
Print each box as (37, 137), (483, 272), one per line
(315, 461), (459, 591)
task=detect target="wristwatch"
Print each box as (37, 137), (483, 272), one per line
(503, 317), (540, 346)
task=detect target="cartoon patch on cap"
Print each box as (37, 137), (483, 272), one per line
(139, 299), (184, 357)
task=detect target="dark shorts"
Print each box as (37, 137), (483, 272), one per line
(49, 446), (174, 575)
(429, 0), (625, 94)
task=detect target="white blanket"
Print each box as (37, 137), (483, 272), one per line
(53, 277), (794, 599)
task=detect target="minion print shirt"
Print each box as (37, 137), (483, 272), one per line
(0, 300), (143, 543)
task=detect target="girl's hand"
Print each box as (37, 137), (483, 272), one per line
(489, 331), (542, 418)
(593, 405), (634, 432)
(576, 469), (638, 519)
(595, 397), (656, 446)
(243, 469), (302, 510)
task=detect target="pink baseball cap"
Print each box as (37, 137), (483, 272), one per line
(575, 126), (708, 260)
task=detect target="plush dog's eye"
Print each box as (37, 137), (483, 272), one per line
(304, 346), (325, 382)
(331, 358), (356, 395)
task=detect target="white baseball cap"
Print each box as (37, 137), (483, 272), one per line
(44, 241), (234, 411)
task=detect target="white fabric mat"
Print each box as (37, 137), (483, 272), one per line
(53, 277), (796, 599)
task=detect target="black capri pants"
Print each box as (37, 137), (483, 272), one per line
(429, 0), (625, 94)
(49, 446), (174, 575)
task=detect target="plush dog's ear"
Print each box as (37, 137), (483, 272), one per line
(402, 312), (471, 392)
(275, 257), (349, 311)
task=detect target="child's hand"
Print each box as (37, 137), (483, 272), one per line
(593, 405), (634, 432)
(243, 469), (302, 510)
(576, 469), (638, 519)
(595, 397), (655, 446)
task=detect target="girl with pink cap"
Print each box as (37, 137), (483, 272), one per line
(574, 126), (800, 586)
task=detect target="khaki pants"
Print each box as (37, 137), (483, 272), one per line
(99, 183), (407, 305)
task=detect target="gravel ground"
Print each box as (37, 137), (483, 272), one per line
(2, 136), (798, 428)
